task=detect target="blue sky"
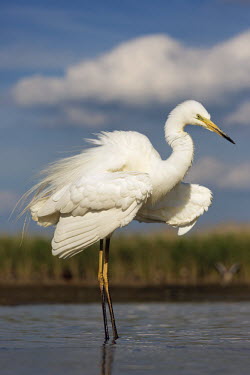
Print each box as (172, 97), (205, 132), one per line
(1, 0), (250, 234)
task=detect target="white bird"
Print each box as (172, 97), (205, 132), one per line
(26, 100), (234, 341)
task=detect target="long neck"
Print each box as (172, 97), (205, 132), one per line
(163, 114), (194, 189)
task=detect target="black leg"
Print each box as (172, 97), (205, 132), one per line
(98, 239), (109, 342)
(103, 238), (119, 341)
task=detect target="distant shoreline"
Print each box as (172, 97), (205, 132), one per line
(1, 284), (250, 305)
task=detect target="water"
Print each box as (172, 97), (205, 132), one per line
(1, 302), (250, 374)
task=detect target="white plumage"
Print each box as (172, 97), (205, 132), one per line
(25, 99), (236, 341)
(136, 182), (212, 235)
(28, 100), (234, 258)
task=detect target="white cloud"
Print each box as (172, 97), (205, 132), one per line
(221, 163), (250, 188)
(22, 105), (109, 128)
(187, 157), (250, 190)
(63, 107), (108, 127)
(225, 100), (250, 125)
(187, 157), (224, 183)
(12, 31), (250, 107)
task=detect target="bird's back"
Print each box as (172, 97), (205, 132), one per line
(87, 130), (161, 174)
(28, 131), (159, 204)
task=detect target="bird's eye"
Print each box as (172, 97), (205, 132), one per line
(196, 114), (201, 120)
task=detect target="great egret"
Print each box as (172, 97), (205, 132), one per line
(26, 100), (234, 341)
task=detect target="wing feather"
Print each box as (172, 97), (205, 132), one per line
(31, 172), (152, 258)
(136, 182), (212, 234)
(52, 200), (145, 259)
(34, 172), (151, 218)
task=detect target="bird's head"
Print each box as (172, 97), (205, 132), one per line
(176, 100), (235, 144)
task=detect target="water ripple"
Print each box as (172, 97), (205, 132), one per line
(0, 302), (250, 374)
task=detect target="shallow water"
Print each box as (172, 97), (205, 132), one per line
(1, 302), (250, 374)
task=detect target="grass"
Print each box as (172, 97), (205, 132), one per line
(0, 230), (250, 286)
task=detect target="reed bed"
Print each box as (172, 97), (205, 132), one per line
(0, 231), (249, 286)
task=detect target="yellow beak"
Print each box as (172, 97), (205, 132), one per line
(200, 117), (235, 144)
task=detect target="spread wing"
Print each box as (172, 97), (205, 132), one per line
(136, 183), (212, 235)
(30, 172), (152, 258)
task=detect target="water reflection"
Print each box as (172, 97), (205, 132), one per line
(1, 303), (250, 375)
(100, 343), (115, 375)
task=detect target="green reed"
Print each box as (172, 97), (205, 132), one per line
(0, 231), (249, 285)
